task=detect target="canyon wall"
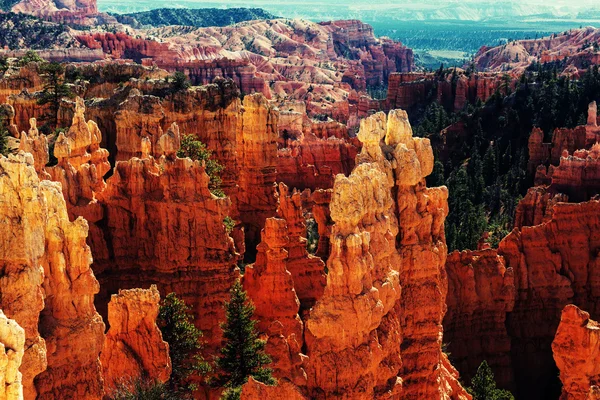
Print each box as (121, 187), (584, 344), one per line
(101, 286), (171, 394)
(0, 152), (105, 399)
(553, 304), (600, 400)
(444, 249), (516, 389)
(0, 311), (25, 400)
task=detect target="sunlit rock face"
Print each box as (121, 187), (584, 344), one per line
(0, 152), (105, 400)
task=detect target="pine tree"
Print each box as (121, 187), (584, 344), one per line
(158, 293), (209, 397)
(483, 144), (498, 187)
(467, 361), (514, 400)
(215, 280), (275, 395)
(37, 62), (72, 131)
(0, 124), (9, 157)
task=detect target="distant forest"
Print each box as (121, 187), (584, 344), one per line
(111, 7), (277, 28)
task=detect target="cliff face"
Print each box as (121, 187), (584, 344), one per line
(0, 311), (25, 400)
(0, 152), (105, 400)
(386, 72), (502, 113)
(497, 199), (600, 399)
(299, 110), (468, 399)
(237, 94), (280, 260)
(444, 250), (516, 389)
(473, 27), (600, 73)
(93, 138), (238, 351)
(76, 18), (414, 94)
(101, 286), (171, 394)
(0, 153), (48, 399)
(553, 305), (600, 400)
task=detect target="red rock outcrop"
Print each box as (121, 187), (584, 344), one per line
(473, 27), (600, 74)
(77, 18), (413, 95)
(101, 286), (171, 394)
(92, 143), (238, 352)
(237, 94), (279, 260)
(0, 152), (105, 399)
(552, 304), (600, 400)
(513, 186), (568, 229)
(274, 184), (326, 308)
(444, 249), (516, 389)
(299, 110), (469, 399)
(46, 97), (110, 220)
(241, 377), (306, 400)
(0, 153), (48, 399)
(277, 134), (358, 192)
(0, 311), (25, 400)
(496, 198), (600, 399)
(544, 146), (600, 202)
(18, 118), (49, 178)
(386, 72), (503, 113)
(242, 218), (307, 386)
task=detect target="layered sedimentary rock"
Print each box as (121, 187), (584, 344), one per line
(277, 134), (358, 192)
(300, 110), (468, 399)
(0, 311), (25, 400)
(552, 305), (600, 400)
(513, 186), (568, 229)
(386, 72), (502, 113)
(497, 198), (600, 399)
(386, 109), (465, 400)
(275, 184), (326, 308)
(237, 94), (279, 260)
(46, 97), (110, 220)
(546, 146), (600, 202)
(0, 152), (105, 399)
(473, 27), (600, 73)
(241, 377), (306, 400)
(77, 18), (413, 95)
(92, 135), (238, 351)
(242, 218), (307, 386)
(444, 250), (516, 389)
(101, 286), (171, 394)
(0, 153), (48, 399)
(18, 118), (49, 178)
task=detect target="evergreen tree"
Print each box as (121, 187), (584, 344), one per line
(427, 160), (445, 187)
(158, 293), (209, 397)
(483, 144), (499, 187)
(37, 62), (72, 131)
(215, 280), (275, 397)
(467, 361), (514, 400)
(0, 124), (8, 157)
(178, 134), (225, 197)
(171, 71), (191, 93)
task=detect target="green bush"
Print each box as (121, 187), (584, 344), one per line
(177, 134), (225, 197)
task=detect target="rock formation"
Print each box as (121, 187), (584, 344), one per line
(0, 152), (48, 399)
(274, 184), (326, 308)
(300, 110), (469, 399)
(386, 72), (502, 113)
(46, 97), (111, 220)
(92, 134), (238, 352)
(444, 249), (516, 389)
(552, 305), (600, 400)
(497, 198), (600, 399)
(237, 94), (279, 260)
(242, 218), (307, 386)
(0, 311), (25, 400)
(0, 152), (105, 399)
(241, 377), (306, 400)
(18, 118), (49, 178)
(473, 27), (600, 74)
(101, 286), (171, 394)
